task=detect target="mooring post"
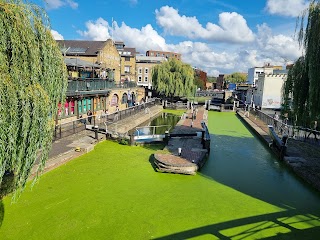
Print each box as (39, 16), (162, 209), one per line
(130, 134), (135, 146)
(94, 126), (98, 140)
(164, 131), (169, 145)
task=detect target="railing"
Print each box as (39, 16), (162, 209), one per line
(249, 108), (320, 146)
(66, 78), (137, 95)
(133, 125), (172, 142)
(164, 101), (188, 109)
(53, 98), (162, 141)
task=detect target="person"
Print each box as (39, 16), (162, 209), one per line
(114, 106), (119, 121)
(273, 112), (279, 130)
(79, 115), (86, 124)
(307, 120), (318, 140)
(244, 104), (249, 117)
(87, 110), (93, 124)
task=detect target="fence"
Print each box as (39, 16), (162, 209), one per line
(248, 108), (320, 146)
(53, 98), (162, 141)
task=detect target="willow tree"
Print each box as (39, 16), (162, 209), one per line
(0, 0), (67, 198)
(284, 0), (320, 126)
(151, 58), (196, 99)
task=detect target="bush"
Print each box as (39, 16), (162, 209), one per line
(118, 139), (129, 145)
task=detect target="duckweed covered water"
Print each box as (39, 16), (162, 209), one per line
(0, 111), (319, 239)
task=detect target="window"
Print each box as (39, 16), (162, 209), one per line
(138, 75), (142, 82)
(121, 93), (128, 104)
(145, 68), (149, 74)
(125, 66), (130, 73)
(138, 67), (142, 74)
(111, 94), (119, 107)
(144, 76), (148, 82)
(125, 57), (130, 61)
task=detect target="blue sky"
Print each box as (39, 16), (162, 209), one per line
(32, 0), (310, 76)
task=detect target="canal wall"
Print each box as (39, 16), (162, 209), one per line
(30, 105), (163, 177)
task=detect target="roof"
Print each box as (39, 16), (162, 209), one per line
(57, 40), (107, 56)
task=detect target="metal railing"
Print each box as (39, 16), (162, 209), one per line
(249, 108), (320, 146)
(66, 78), (137, 95)
(134, 125), (172, 141)
(53, 98), (162, 141)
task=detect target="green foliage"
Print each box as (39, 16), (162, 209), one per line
(151, 58), (196, 98)
(118, 138), (129, 145)
(194, 75), (205, 90)
(207, 76), (217, 83)
(284, 1), (320, 126)
(0, 0), (67, 198)
(225, 72), (247, 84)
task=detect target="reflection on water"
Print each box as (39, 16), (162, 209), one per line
(134, 112), (181, 136)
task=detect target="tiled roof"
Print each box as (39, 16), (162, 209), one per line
(56, 40), (107, 56)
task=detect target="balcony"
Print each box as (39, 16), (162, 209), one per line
(66, 78), (137, 97)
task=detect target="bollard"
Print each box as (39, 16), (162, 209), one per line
(178, 148), (182, 156)
(130, 134), (135, 146)
(94, 126), (98, 140)
(164, 131), (169, 145)
(201, 130), (205, 145)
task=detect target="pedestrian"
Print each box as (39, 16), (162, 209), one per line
(87, 110), (93, 124)
(273, 112), (279, 130)
(244, 104), (249, 117)
(307, 120), (318, 140)
(114, 106), (119, 121)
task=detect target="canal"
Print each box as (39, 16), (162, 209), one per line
(0, 110), (320, 239)
(132, 112), (181, 140)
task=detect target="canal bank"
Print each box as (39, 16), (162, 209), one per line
(237, 110), (320, 192)
(30, 105), (163, 177)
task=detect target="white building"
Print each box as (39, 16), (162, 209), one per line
(135, 55), (166, 88)
(253, 73), (287, 109)
(247, 66), (274, 86)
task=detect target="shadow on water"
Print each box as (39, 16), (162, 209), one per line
(154, 112), (320, 239)
(154, 209), (320, 239)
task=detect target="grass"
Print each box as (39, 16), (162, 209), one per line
(0, 112), (319, 239)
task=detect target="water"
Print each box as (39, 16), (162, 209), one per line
(203, 111), (320, 212)
(134, 112), (181, 136)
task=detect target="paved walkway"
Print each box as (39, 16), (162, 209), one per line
(163, 107), (209, 167)
(30, 105), (163, 177)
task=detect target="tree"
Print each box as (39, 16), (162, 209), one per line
(194, 75), (206, 90)
(283, 0), (320, 126)
(207, 76), (217, 83)
(224, 72), (247, 84)
(0, 0), (67, 198)
(151, 58), (196, 98)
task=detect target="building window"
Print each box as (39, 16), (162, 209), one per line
(138, 67), (142, 74)
(111, 94), (119, 107)
(138, 75), (142, 82)
(144, 76), (148, 82)
(125, 57), (130, 61)
(125, 66), (130, 73)
(145, 68), (149, 74)
(121, 93), (128, 104)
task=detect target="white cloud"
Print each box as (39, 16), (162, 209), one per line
(76, 17), (301, 77)
(46, 0), (78, 10)
(256, 23), (301, 61)
(77, 18), (111, 40)
(155, 6), (255, 43)
(51, 30), (64, 40)
(266, 0), (309, 17)
(78, 18), (167, 50)
(113, 22), (168, 52)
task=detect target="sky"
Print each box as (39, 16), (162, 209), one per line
(32, 0), (310, 76)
